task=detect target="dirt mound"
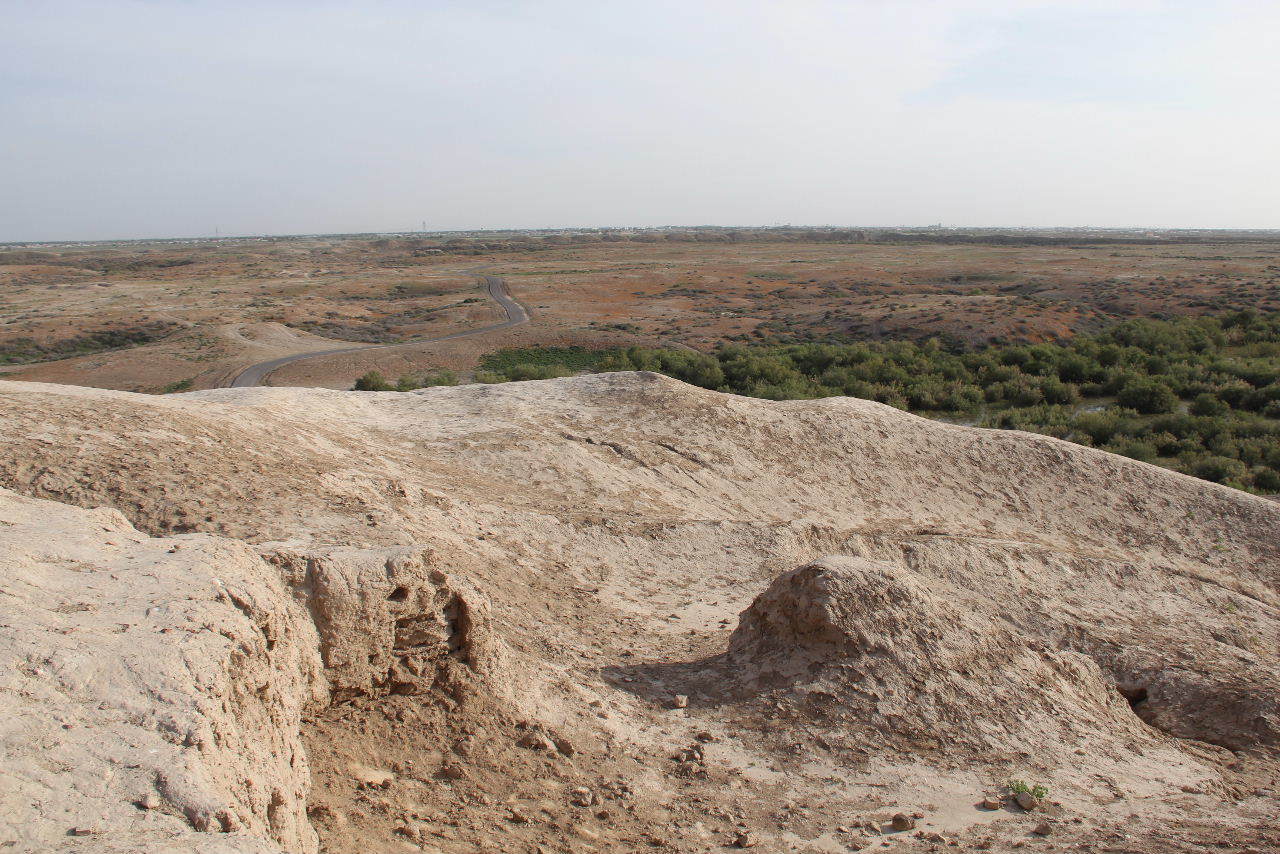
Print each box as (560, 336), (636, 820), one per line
(728, 556), (1156, 758)
(0, 373), (1277, 853)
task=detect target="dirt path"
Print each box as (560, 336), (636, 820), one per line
(226, 274), (528, 387)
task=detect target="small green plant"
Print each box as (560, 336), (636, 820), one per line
(394, 369), (458, 391)
(353, 370), (394, 391)
(1008, 779), (1049, 800)
(159, 377), (194, 394)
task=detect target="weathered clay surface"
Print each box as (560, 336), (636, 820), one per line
(263, 545), (502, 701)
(0, 488), (324, 853)
(727, 556), (1162, 755)
(0, 373), (1276, 853)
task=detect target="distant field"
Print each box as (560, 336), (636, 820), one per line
(4, 230), (1280, 396)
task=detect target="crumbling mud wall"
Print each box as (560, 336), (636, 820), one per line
(0, 488), (325, 854)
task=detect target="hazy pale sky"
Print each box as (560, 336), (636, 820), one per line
(2, 0), (1277, 241)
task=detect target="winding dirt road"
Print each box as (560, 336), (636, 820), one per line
(227, 275), (528, 388)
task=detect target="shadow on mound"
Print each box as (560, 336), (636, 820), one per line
(610, 555), (1277, 763)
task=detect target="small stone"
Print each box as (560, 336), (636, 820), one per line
(672, 694), (689, 709)
(507, 808), (530, 824)
(923, 832), (947, 843)
(891, 813), (915, 832)
(676, 745), (704, 763)
(733, 829), (759, 848)
(1015, 792), (1039, 811)
(516, 731), (555, 752)
(70, 826), (101, 836)
(137, 793), (161, 810)
(981, 796), (1002, 810)
(438, 762), (466, 780)
(553, 736), (576, 756)
(1033, 822), (1053, 836)
(695, 730), (719, 742)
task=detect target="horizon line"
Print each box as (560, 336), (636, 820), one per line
(8, 223), (1280, 247)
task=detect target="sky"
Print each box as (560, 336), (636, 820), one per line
(1, 0), (1277, 241)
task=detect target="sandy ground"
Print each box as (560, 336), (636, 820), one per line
(0, 373), (1275, 853)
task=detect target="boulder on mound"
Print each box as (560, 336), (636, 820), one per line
(728, 556), (1158, 759)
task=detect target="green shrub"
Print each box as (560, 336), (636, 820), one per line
(502, 363), (574, 381)
(0, 323), (176, 365)
(1188, 455), (1247, 484)
(353, 370), (394, 391)
(1252, 467), (1280, 492)
(395, 369), (459, 390)
(1008, 779), (1049, 800)
(159, 377), (195, 394)
(1109, 439), (1158, 462)
(353, 310), (1280, 493)
(1116, 379), (1178, 414)
(478, 346), (612, 374)
(1189, 393), (1228, 416)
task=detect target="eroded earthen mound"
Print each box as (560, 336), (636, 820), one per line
(728, 556), (1157, 758)
(1, 373), (1277, 853)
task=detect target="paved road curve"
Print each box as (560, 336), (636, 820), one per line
(227, 275), (528, 388)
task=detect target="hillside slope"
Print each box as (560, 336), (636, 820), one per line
(0, 373), (1276, 853)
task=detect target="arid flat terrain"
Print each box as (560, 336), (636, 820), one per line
(4, 229), (1280, 392)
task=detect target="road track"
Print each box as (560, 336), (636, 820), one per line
(226, 275), (528, 388)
